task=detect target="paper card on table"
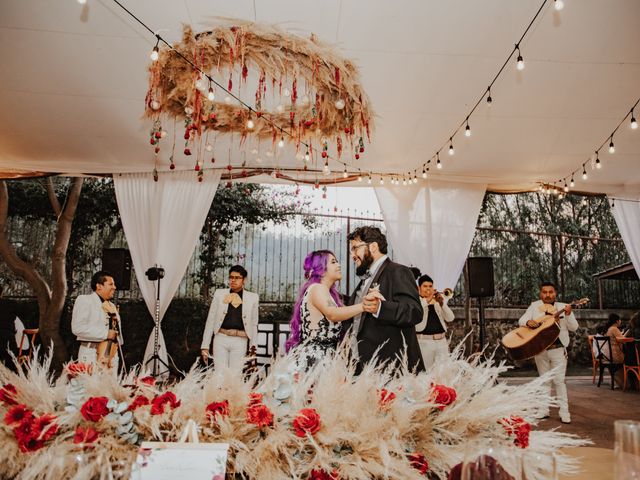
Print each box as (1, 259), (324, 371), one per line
(136, 442), (229, 480)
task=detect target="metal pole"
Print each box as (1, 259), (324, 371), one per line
(478, 296), (486, 351)
(346, 214), (351, 295)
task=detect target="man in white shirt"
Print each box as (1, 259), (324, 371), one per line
(415, 275), (455, 369)
(200, 265), (259, 370)
(71, 271), (122, 366)
(518, 282), (578, 424)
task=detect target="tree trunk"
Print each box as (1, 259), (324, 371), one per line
(41, 177), (84, 372)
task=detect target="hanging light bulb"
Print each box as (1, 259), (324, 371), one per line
(283, 88), (291, 97)
(631, 110), (638, 129)
(465, 120), (472, 137)
(516, 46), (525, 71)
(608, 137), (615, 153)
(335, 99), (345, 110)
(323, 161), (330, 175)
(77, 0), (87, 4)
(486, 87), (492, 106)
(195, 77), (204, 90)
(278, 136), (285, 148)
(581, 197), (588, 206)
(367, 175), (372, 185)
(205, 143), (213, 152)
(358, 173), (363, 182)
(595, 152), (602, 169)
(564, 181), (569, 193)
(436, 153), (442, 169)
(554, 0), (564, 11)
(448, 138), (455, 156)
(246, 119), (254, 129)
(343, 168), (348, 179)
(413, 174), (418, 184)
(379, 177), (384, 185)
(582, 166), (588, 180)
(402, 177), (407, 186)
(422, 168), (427, 179)
(304, 151), (310, 162)
(570, 175), (575, 188)
(150, 37), (160, 61)
(207, 87), (215, 101)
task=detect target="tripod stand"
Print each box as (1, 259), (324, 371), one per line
(144, 267), (170, 378)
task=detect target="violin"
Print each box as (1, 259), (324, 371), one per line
(96, 301), (120, 368)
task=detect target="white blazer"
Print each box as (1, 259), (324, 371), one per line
(416, 297), (455, 333)
(201, 289), (259, 349)
(71, 293), (123, 344)
(518, 300), (578, 347)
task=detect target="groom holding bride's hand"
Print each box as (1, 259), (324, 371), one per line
(344, 226), (425, 373)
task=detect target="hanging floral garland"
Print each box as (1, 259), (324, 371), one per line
(145, 20), (374, 171)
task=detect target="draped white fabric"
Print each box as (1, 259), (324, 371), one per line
(374, 180), (486, 289)
(113, 170), (220, 373)
(610, 196), (640, 277)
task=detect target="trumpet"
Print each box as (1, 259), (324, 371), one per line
(432, 288), (454, 303)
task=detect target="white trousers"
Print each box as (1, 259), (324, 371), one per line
(213, 333), (247, 370)
(534, 347), (569, 415)
(418, 337), (449, 370)
(77, 345), (119, 370)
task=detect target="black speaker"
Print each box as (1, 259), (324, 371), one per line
(466, 257), (494, 297)
(102, 248), (132, 290)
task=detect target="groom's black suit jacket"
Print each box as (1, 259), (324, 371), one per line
(345, 258), (425, 373)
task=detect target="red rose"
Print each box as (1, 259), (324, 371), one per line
(12, 417), (45, 452)
(206, 400), (230, 422)
(0, 384), (18, 406)
(139, 376), (156, 386)
(74, 426), (100, 444)
(66, 362), (93, 378)
(292, 408), (321, 438)
(246, 403), (273, 428)
(248, 392), (263, 406)
(309, 468), (340, 480)
(499, 415), (531, 449)
(4, 404), (33, 425)
(378, 388), (396, 409)
(32, 414), (58, 441)
(150, 392), (181, 416)
(429, 384), (457, 410)
(80, 397), (110, 422)
(128, 395), (151, 412)
(408, 452), (430, 474)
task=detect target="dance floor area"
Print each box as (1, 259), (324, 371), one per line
(507, 377), (640, 448)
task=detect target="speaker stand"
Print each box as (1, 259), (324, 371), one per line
(144, 274), (170, 378)
(478, 296), (486, 351)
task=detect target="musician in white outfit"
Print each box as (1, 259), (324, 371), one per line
(200, 265), (259, 370)
(415, 275), (455, 369)
(518, 282), (578, 424)
(71, 271), (122, 366)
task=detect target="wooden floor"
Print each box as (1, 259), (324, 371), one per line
(507, 376), (640, 448)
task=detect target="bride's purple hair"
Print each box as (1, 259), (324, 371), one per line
(285, 250), (344, 352)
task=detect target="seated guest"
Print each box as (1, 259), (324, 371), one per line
(415, 274), (454, 369)
(628, 312), (640, 340)
(604, 313), (627, 364)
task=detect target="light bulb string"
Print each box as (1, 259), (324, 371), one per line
(109, 0), (359, 174)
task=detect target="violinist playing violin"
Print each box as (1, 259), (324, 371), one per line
(72, 271), (123, 368)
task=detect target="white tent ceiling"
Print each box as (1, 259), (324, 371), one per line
(1, 0), (639, 195)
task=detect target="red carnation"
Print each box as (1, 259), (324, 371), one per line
(206, 400), (230, 422)
(32, 414), (58, 441)
(74, 425), (100, 444)
(378, 388), (396, 409)
(128, 395), (150, 412)
(248, 392), (263, 407)
(246, 403), (273, 428)
(139, 376), (156, 386)
(80, 396), (110, 422)
(408, 452), (430, 475)
(309, 468), (340, 480)
(499, 415), (531, 449)
(150, 392), (181, 416)
(429, 384), (457, 411)
(292, 408), (321, 438)
(4, 404), (33, 426)
(13, 417), (45, 452)
(0, 384), (18, 406)
(66, 362), (93, 378)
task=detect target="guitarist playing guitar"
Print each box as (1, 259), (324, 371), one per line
(517, 282), (579, 424)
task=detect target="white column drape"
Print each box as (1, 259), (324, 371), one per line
(610, 196), (640, 277)
(113, 170), (221, 373)
(374, 180), (486, 289)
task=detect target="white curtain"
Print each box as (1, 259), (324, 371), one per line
(375, 180), (486, 289)
(610, 196), (640, 277)
(113, 170), (220, 374)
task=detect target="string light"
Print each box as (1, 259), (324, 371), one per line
(422, 168), (427, 179)
(343, 167), (348, 178)
(436, 153), (442, 169)
(304, 151), (310, 162)
(77, 0), (87, 4)
(631, 110), (638, 129)
(563, 181), (569, 193)
(595, 151), (602, 169)
(554, 0), (564, 11)
(448, 138), (455, 156)
(570, 175), (575, 187)
(402, 177), (407, 186)
(516, 45), (525, 71)
(367, 174), (372, 185)
(486, 87), (492, 106)
(278, 136), (285, 148)
(465, 120), (472, 137)
(323, 161), (330, 175)
(246, 119), (254, 129)
(413, 174), (418, 184)
(207, 83), (215, 101)
(150, 37), (160, 61)
(582, 165), (588, 180)
(379, 177), (384, 185)
(358, 172), (363, 182)
(608, 137), (615, 153)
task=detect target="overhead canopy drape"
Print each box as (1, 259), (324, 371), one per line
(113, 170), (220, 375)
(375, 180), (486, 289)
(610, 196), (640, 278)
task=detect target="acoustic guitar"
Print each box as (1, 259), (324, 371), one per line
(501, 298), (588, 361)
(96, 302), (120, 368)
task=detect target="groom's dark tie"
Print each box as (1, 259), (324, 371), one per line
(350, 270), (372, 355)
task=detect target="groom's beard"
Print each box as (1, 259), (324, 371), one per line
(355, 249), (374, 277)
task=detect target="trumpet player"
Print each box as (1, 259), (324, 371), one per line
(415, 275), (455, 369)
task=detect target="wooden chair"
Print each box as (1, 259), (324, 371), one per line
(623, 340), (640, 392)
(17, 328), (39, 365)
(587, 335), (599, 385)
(593, 335), (623, 389)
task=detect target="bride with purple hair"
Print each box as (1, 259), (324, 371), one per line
(285, 250), (381, 370)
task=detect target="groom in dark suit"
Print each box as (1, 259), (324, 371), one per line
(345, 226), (425, 373)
